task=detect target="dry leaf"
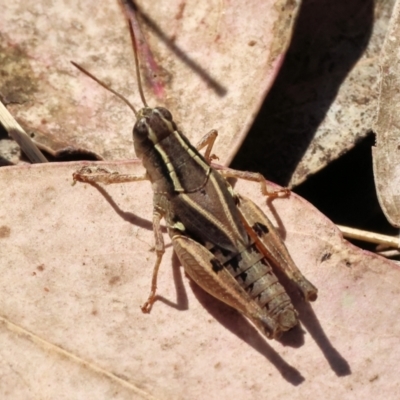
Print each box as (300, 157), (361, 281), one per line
(0, 0), (299, 164)
(1, 161), (399, 398)
(373, 0), (400, 227)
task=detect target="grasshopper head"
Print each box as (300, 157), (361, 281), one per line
(133, 106), (177, 158)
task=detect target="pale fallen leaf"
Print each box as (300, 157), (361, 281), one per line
(1, 161), (399, 398)
(373, 0), (400, 228)
(0, 0), (298, 164)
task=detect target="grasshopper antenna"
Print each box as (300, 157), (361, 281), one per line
(70, 61), (138, 117)
(127, 19), (148, 107)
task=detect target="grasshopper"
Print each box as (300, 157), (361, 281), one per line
(72, 13), (317, 339)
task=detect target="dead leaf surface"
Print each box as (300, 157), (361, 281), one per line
(373, 0), (400, 227)
(1, 162), (399, 398)
(0, 0), (299, 164)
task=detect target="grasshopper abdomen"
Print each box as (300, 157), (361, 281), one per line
(205, 229), (298, 337)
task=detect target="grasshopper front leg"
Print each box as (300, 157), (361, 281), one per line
(73, 166), (148, 185)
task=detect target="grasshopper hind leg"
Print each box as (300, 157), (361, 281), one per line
(171, 232), (285, 339)
(236, 194), (318, 302)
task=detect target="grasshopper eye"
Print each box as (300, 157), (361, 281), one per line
(155, 107), (173, 121)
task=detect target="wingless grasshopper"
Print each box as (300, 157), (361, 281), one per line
(72, 12), (317, 339)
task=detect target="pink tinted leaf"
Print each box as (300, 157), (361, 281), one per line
(1, 161), (399, 398)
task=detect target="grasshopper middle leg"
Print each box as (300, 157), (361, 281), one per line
(218, 167), (290, 199)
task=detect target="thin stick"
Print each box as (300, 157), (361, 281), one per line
(337, 225), (400, 248)
(376, 249), (400, 259)
(0, 100), (48, 163)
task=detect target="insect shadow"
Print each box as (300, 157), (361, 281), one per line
(291, 290), (352, 377)
(274, 261), (351, 378)
(82, 180), (160, 232)
(187, 275), (305, 386)
(262, 195), (351, 377)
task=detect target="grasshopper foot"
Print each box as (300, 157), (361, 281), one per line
(141, 295), (156, 314)
(73, 166), (115, 184)
(264, 187), (291, 199)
